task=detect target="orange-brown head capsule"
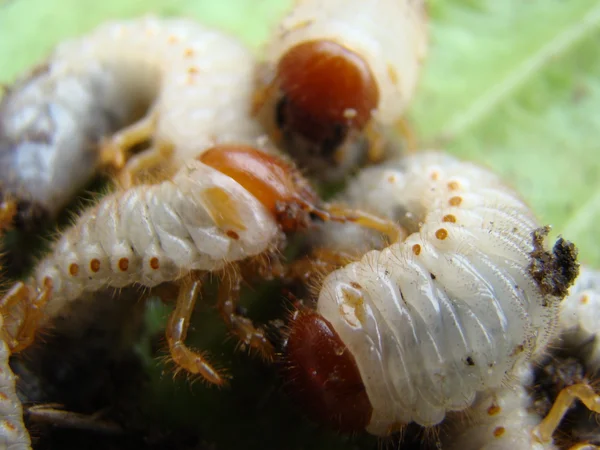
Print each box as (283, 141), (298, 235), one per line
(276, 40), (380, 154)
(198, 145), (318, 232)
(284, 309), (372, 432)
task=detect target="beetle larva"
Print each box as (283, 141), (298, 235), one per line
(284, 151), (579, 437)
(254, 0), (429, 180)
(0, 15), (262, 229)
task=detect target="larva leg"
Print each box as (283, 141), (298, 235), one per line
(217, 271), (274, 360)
(116, 141), (174, 188)
(567, 444), (600, 449)
(309, 204), (406, 244)
(165, 278), (227, 386)
(532, 383), (600, 444)
(0, 278), (52, 352)
(363, 122), (387, 163)
(27, 404), (123, 435)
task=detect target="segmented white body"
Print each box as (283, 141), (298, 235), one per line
(442, 363), (555, 450)
(32, 158), (282, 320)
(559, 266), (600, 372)
(264, 0), (428, 123)
(314, 152), (562, 435)
(0, 15), (261, 220)
(0, 316), (30, 450)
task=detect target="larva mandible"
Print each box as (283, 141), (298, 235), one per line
(254, 0), (429, 180)
(283, 152), (580, 439)
(0, 15), (262, 229)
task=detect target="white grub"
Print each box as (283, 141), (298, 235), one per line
(29, 156), (282, 321)
(0, 15), (261, 223)
(311, 152), (576, 435)
(264, 0), (428, 124)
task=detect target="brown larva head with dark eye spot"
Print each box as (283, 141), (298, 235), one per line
(276, 40), (379, 156)
(283, 309), (373, 432)
(198, 144), (320, 232)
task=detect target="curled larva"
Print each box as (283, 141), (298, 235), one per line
(0, 15), (261, 229)
(284, 152), (579, 436)
(254, 0), (428, 179)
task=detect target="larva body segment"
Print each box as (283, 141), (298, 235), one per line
(300, 152), (577, 435)
(0, 15), (261, 226)
(34, 158), (282, 320)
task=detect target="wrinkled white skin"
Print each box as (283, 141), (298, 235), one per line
(314, 152), (566, 436)
(0, 15), (261, 221)
(32, 158), (282, 320)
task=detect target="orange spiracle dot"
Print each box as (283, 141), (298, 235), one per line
(276, 40), (379, 148)
(435, 229), (448, 240)
(90, 259), (101, 273)
(487, 404), (501, 416)
(412, 244), (421, 255)
(118, 258), (129, 272)
(493, 426), (506, 438)
(443, 214), (457, 223)
(226, 230), (240, 240)
(150, 257), (160, 270)
(69, 263), (79, 276)
(449, 196), (463, 207)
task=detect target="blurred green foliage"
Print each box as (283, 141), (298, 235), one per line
(1, 0), (599, 448)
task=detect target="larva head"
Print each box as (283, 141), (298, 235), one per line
(198, 145), (319, 232)
(275, 40), (379, 173)
(283, 309), (372, 432)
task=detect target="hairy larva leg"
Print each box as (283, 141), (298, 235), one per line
(116, 141), (174, 188)
(0, 197), (17, 232)
(99, 109), (159, 171)
(532, 383), (600, 444)
(567, 444), (600, 449)
(0, 278), (52, 352)
(217, 271), (275, 360)
(165, 278), (227, 386)
(311, 204), (406, 244)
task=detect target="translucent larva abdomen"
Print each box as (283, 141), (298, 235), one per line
(286, 152), (579, 435)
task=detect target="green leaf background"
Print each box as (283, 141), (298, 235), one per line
(1, 0), (599, 449)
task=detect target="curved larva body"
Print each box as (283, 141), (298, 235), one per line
(0, 316), (30, 450)
(314, 152), (564, 434)
(559, 266), (600, 371)
(33, 159), (281, 320)
(265, 0), (428, 123)
(0, 15), (261, 225)
(442, 364), (554, 450)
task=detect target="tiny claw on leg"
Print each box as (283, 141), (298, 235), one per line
(218, 271), (275, 361)
(532, 383), (600, 444)
(165, 278), (227, 386)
